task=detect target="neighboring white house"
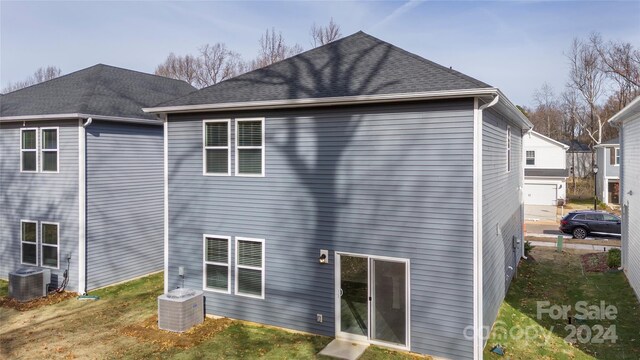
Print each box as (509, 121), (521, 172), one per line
(594, 138), (620, 205)
(608, 96), (640, 300)
(523, 131), (569, 205)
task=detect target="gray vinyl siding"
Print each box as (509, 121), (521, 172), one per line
(85, 120), (163, 290)
(482, 108), (523, 333)
(621, 117), (640, 300)
(605, 147), (620, 178)
(597, 147), (606, 202)
(0, 120), (80, 292)
(167, 100), (476, 359)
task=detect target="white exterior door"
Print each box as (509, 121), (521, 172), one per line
(524, 183), (557, 205)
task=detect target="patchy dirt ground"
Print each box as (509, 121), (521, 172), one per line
(121, 315), (233, 351)
(580, 252), (615, 272)
(0, 291), (77, 311)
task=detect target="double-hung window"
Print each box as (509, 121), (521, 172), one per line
(21, 129), (38, 172)
(203, 235), (230, 293)
(615, 148), (620, 166)
(21, 220), (38, 266)
(41, 128), (59, 172)
(506, 126), (512, 172)
(235, 238), (265, 298)
(41, 222), (59, 269)
(526, 151), (535, 166)
(203, 120), (230, 175)
(236, 118), (264, 176)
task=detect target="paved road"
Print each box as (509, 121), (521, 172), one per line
(529, 240), (619, 251)
(526, 222), (620, 241)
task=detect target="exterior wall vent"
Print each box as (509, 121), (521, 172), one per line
(158, 288), (204, 332)
(8, 268), (50, 302)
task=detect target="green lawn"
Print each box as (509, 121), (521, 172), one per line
(0, 273), (421, 359)
(0, 279), (7, 297)
(484, 248), (640, 360)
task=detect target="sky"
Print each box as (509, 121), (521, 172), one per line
(1, 1), (639, 107)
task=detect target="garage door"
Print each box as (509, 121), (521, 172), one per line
(524, 183), (557, 205)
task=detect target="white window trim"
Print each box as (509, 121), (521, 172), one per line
(20, 219), (38, 266)
(202, 120), (231, 176)
(235, 118), (265, 177)
(202, 234), (231, 294)
(526, 150), (535, 166)
(40, 221), (60, 270)
(614, 148), (620, 166)
(506, 125), (512, 172)
(235, 237), (265, 299)
(40, 127), (59, 173)
(20, 128), (38, 173)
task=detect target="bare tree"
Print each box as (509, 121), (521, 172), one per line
(155, 43), (245, 88)
(2, 66), (62, 93)
(155, 53), (200, 86)
(531, 83), (562, 138)
(590, 33), (640, 109)
(251, 28), (304, 70)
(310, 18), (342, 47)
(196, 43), (243, 87)
(567, 37), (606, 145)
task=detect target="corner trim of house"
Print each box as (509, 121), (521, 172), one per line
(472, 97), (484, 360)
(163, 115), (169, 294)
(78, 118), (87, 294)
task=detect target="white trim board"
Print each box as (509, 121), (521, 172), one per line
(1, 113), (162, 126)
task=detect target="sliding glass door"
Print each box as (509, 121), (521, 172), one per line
(336, 253), (409, 349)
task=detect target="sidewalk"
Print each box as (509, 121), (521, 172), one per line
(529, 240), (620, 251)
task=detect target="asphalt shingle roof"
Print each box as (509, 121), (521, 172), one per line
(159, 31), (492, 107)
(1, 64), (196, 120)
(525, 168), (569, 178)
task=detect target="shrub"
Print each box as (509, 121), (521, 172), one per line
(607, 248), (621, 268)
(524, 241), (534, 257)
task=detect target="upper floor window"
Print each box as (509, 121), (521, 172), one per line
(611, 148), (620, 165)
(526, 151), (535, 166)
(236, 118), (264, 176)
(203, 120), (230, 175)
(20, 127), (58, 173)
(506, 126), (512, 172)
(41, 128), (58, 172)
(21, 128), (37, 172)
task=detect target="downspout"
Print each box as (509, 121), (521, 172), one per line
(473, 94), (499, 360)
(78, 117), (91, 295)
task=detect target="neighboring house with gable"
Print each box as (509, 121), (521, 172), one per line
(595, 138), (621, 205)
(608, 96), (640, 301)
(0, 64), (195, 294)
(523, 131), (569, 206)
(145, 32), (532, 360)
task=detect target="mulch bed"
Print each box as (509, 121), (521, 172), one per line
(581, 252), (610, 272)
(0, 291), (77, 311)
(121, 315), (234, 350)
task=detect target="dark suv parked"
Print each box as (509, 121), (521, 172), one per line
(560, 211), (621, 239)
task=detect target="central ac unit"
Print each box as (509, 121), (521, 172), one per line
(158, 288), (204, 332)
(8, 268), (50, 302)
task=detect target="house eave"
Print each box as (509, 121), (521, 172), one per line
(144, 88), (533, 130)
(0, 113), (162, 126)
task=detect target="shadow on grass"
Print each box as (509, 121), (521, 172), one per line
(484, 248), (640, 360)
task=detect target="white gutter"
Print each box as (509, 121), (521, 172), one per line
(608, 95), (640, 125)
(0, 113), (162, 126)
(82, 117), (93, 127)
